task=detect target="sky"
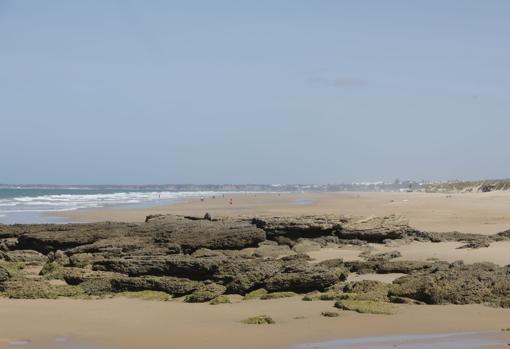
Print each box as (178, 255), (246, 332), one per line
(1, 1), (510, 185)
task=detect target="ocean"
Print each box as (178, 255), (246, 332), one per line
(0, 186), (227, 224)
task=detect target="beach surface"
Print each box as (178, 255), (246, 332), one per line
(2, 191), (507, 349)
(0, 298), (509, 349)
(57, 191), (510, 234)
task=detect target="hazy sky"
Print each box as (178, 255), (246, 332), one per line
(1, 1), (510, 184)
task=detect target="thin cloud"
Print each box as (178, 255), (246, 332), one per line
(308, 77), (368, 88)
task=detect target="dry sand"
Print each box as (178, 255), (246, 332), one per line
(19, 191), (509, 348)
(307, 241), (510, 266)
(0, 298), (509, 349)
(57, 191), (510, 234)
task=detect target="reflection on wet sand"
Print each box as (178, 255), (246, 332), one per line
(292, 332), (508, 349)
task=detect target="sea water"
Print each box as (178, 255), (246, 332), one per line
(0, 186), (230, 224)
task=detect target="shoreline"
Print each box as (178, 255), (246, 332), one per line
(1, 192), (509, 349)
(54, 190), (510, 234)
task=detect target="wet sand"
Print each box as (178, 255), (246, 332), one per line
(293, 332), (509, 349)
(57, 191), (510, 234)
(0, 298), (509, 349)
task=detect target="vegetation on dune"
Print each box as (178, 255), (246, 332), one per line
(426, 179), (510, 193)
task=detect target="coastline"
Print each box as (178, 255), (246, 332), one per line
(54, 190), (510, 234)
(1, 191), (508, 349)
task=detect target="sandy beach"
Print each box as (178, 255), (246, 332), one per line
(57, 191), (510, 234)
(0, 191), (507, 349)
(6, 1), (510, 347)
(0, 298), (509, 349)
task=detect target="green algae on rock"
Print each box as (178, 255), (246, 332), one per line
(241, 315), (275, 325)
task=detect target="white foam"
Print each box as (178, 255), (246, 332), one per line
(0, 191), (234, 216)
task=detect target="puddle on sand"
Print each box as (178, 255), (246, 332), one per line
(290, 199), (315, 206)
(8, 340), (31, 347)
(291, 332), (509, 349)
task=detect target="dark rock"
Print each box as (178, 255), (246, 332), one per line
(292, 239), (322, 253)
(264, 263), (347, 293)
(316, 258), (344, 269)
(3, 213), (508, 306)
(214, 258), (284, 294)
(39, 261), (65, 280)
(345, 260), (449, 275)
(111, 276), (204, 297)
(338, 215), (414, 242)
(281, 253), (312, 262)
(457, 240), (491, 249)
(16, 223), (123, 254)
(252, 245), (292, 258)
(14, 215), (265, 256)
(252, 215), (345, 239)
(254, 215), (415, 243)
(389, 296), (426, 305)
(0, 266), (9, 282)
(342, 280), (390, 302)
(391, 262), (510, 305)
(191, 248), (225, 258)
(0, 250), (48, 265)
(69, 253), (95, 268)
(146, 215), (266, 253)
(48, 250), (70, 265)
(411, 231), (489, 243)
(184, 283), (226, 302)
(366, 250), (402, 262)
(93, 255), (227, 279)
(166, 243), (182, 254)
(0, 238), (18, 251)
(0, 279), (57, 299)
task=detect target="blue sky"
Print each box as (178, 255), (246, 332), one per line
(1, 1), (510, 184)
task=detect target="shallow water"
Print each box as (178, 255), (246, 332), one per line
(0, 187), (237, 224)
(290, 198), (315, 206)
(291, 332), (508, 349)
